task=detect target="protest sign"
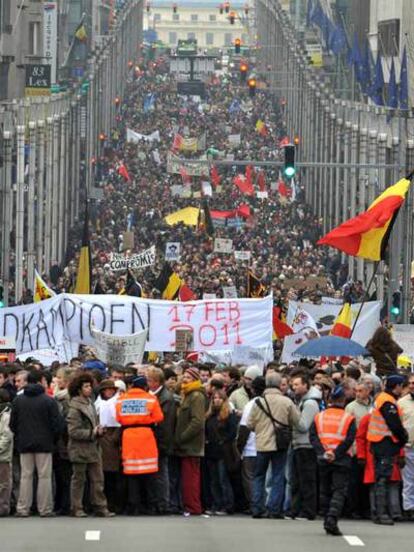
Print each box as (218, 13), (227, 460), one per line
(321, 296), (343, 305)
(167, 152), (208, 176)
(126, 128), (160, 143)
(0, 294), (273, 358)
(201, 344), (273, 369)
(203, 293), (217, 299)
(287, 300), (381, 346)
(257, 191), (268, 199)
(228, 134), (241, 146)
(109, 246), (156, 271)
(170, 185), (184, 197)
(214, 238), (233, 254)
(175, 329), (194, 352)
(92, 327), (147, 364)
(234, 250), (251, 261)
(201, 182), (213, 197)
(165, 242), (181, 262)
(222, 286), (238, 298)
(281, 333), (311, 364)
(282, 276), (328, 290)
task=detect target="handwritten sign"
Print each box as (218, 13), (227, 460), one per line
(92, 328), (147, 364)
(214, 238), (233, 254)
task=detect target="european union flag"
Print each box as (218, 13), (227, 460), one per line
(387, 57), (398, 109)
(370, 54), (384, 106)
(228, 98), (241, 114)
(329, 24), (347, 56)
(399, 46), (409, 110)
(360, 40), (372, 94)
(143, 93), (156, 113)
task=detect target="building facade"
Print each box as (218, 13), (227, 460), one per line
(145, 0), (247, 50)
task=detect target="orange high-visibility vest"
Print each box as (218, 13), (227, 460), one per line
(116, 388), (164, 475)
(314, 407), (354, 454)
(367, 392), (399, 443)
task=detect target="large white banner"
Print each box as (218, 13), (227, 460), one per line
(287, 301), (381, 345)
(126, 128), (160, 143)
(0, 294), (273, 358)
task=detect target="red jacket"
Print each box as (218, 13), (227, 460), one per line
(356, 413), (403, 484)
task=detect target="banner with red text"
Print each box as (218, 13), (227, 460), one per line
(0, 294), (273, 358)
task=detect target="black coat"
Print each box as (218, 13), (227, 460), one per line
(10, 384), (63, 453)
(153, 386), (176, 455)
(205, 411), (238, 460)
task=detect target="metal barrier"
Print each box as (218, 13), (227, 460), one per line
(256, 0), (414, 322)
(0, 0), (143, 306)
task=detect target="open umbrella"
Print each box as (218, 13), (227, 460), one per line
(293, 335), (369, 359)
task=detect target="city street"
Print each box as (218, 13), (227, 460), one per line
(1, 516), (413, 552)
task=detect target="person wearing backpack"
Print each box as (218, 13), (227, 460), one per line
(247, 372), (299, 519)
(290, 375), (322, 520)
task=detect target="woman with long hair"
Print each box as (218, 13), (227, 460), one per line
(205, 389), (238, 515)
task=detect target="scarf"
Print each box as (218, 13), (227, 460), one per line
(181, 380), (203, 396)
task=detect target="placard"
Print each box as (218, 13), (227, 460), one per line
(92, 327), (147, 364)
(175, 329), (194, 352)
(222, 286), (238, 298)
(257, 191), (268, 199)
(109, 246), (156, 271)
(234, 250), (251, 261)
(214, 238), (233, 254)
(165, 242), (181, 262)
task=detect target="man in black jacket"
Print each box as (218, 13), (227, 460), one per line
(147, 367), (177, 514)
(10, 370), (63, 517)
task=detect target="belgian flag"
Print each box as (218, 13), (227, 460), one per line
(154, 263), (182, 300)
(247, 270), (266, 298)
(119, 269), (142, 297)
(198, 198), (215, 237)
(318, 177), (411, 261)
(75, 204), (91, 294)
(75, 16), (87, 42)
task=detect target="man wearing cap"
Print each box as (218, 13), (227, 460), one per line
(229, 365), (262, 415)
(115, 376), (164, 515)
(310, 385), (356, 536)
(174, 367), (207, 516)
(367, 375), (408, 524)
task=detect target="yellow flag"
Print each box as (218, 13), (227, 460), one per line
(74, 206), (91, 294)
(165, 207), (200, 226)
(34, 270), (56, 302)
(75, 24), (87, 41)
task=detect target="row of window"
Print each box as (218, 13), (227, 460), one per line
(154, 13), (219, 22)
(168, 31), (236, 46)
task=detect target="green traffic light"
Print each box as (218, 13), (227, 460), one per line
(284, 166), (296, 178)
(391, 306), (400, 315)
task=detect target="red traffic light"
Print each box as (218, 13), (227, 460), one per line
(114, 96), (120, 106)
(240, 62), (248, 72)
(99, 132), (106, 141)
(229, 11), (235, 24)
(248, 77), (256, 88)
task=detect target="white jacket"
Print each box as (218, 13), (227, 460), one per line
(0, 406), (13, 463)
(398, 394), (414, 446)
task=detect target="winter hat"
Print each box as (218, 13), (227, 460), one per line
(114, 380), (126, 393)
(99, 379), (116, 392)
(244, 365), (263, 380)
(83, 359), (106, 373)
(184, 367), (201, 381)
(132, 376), (148, 389)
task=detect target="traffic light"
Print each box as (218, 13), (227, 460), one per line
(234, 38), (241, 54)
(248, 77), (256, 97)
(229, 11), (235, 24)
(244, 4), (249, 14)
(391, 291), (401, 317)
(114, 96), (120, 107)
(283, 144), (296, 178)
(0, 284), (4, 308)
(219, 3), (223, 14)
(293, 135), (300, 146)
(240, 62), (248, 82)
(99, 132), (106, 142)
(224, 1), (230, 13)
(172, 3), (177, 13)
(146, 2), (150, 12)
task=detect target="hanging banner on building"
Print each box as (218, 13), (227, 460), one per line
(109, 246), (156, 271)
(91, 327), (147, 364)
(287, 300), (381, 345)
(0, 294), (273, 357)
(43, 2), (58, 84)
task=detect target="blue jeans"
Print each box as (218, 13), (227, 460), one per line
(206, 458), (234, 512)
(252, 451), (287, 516)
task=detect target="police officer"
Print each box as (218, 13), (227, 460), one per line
(115, 376), (164, 514)
(367, 374), (408, 525)
(310, 385), (356, 536)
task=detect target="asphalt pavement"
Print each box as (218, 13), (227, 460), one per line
(1, 516), (413, 552)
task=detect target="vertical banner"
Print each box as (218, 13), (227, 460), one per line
(43, 2), (58, 84)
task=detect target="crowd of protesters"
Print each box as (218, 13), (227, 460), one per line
(0, 355), (413, 529)
(22, 53), (351, 306)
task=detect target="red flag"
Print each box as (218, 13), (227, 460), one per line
(236, 203), (251, 218)
(245, 164), (254, 185)
(257, 171), (266, 192)
(118, 162), (130, 182)
(234, 174), (254, 196)
(179, 284), (196, 301)
(179, 166), (191, 184)
(172, 134), (184, 150)
(210, 166), (221, 188)
(278, 179), (289, 197)
(278, 136), (290, 148)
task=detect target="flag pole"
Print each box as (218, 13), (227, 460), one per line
(350, 261), (380, 337)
